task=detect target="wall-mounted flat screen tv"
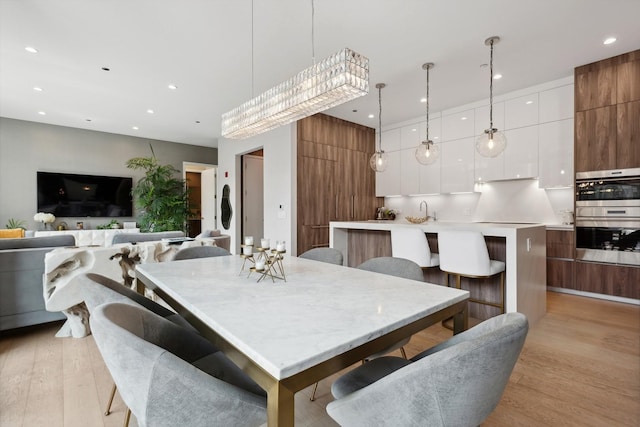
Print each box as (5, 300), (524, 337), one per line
(37, 171), (133, 217)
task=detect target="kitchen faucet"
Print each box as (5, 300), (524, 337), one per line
(420, 201), (427, 215)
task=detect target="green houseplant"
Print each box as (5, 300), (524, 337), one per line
(126, 145), (189, 233)
(5, 218), (26, 229)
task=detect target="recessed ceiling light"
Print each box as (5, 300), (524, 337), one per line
(368, 114), (374, 118)
(420, 97), (427, 103)
(411, 128), (417, 132)
(434, 136), (439, 140)
(38, 111), (46, 115)
(603, 37), (617, 45)
(25, 46), (38, 54)
(493, 73), (502, 80)
(33, 87), (43, 92)
(461, 117), (468, 121)
(147, 109), (154, 114)
(526, 100), (533, 105)
(132, 126), (139, 130)
(168, 84), (178, 90)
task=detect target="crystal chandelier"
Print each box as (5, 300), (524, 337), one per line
(221, 0), (369, 140)
(370, 83), (388, 172)
(415, 62), (440, 165)
(476, 36), (506, 158)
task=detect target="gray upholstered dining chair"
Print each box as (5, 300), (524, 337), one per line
(91, 302), (267, 427)
(327, 312), (529, 427)
(80, 272), (199, 425)
(299, 247), (344, 401)
(299, 247), (344, 265)
(111, 231), (184, 245)
(356, 257), (424, 361)
(174, 245), (231, 260)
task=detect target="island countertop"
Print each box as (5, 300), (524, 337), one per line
(329, 220), (547, 325)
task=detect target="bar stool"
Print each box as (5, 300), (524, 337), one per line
(391, 227), (439, 268)
(437, 230), (505, 313)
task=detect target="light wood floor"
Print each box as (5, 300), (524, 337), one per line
(1, 291), (638, 427)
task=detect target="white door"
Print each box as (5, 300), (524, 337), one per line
(201, 167), (217, 231)
(242, 155), (264, 242)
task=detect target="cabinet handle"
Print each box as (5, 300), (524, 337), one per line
(351, 195), (355, 219)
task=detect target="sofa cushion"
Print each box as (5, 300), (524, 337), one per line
(111, 231), (185, 245)
(0, 228), (25, 239)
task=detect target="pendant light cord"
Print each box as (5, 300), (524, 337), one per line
(425, 66), (430, 142)
(378, 85), (383, 151)
(489, 39), (494, 130)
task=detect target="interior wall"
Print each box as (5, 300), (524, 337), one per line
(217, 124), (296, 255)
(0, 117), (217, 230)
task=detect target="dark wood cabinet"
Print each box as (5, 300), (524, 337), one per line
(575, 50), (640, 172)
(575, 261), (640, 299)
(546, 230), (575, 289)
(297, 114), (382, 254)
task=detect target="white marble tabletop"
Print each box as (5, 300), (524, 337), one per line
(136, 255), (469, 380)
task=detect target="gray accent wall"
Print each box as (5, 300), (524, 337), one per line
(0, 118), (217, 230)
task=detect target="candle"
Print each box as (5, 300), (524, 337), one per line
(276, 242), (285, 251)
(244, 236), (254, 245)
(255, 259), (265, 270)
(261, 238), (270, 249)
(242, 245), (252, 255)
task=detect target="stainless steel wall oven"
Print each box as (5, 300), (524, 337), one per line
(575, 168), (640, 266)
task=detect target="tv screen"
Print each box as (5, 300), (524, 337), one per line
(37, 171), (133, 217)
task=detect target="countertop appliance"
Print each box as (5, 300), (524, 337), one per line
(575, 168), (640, 266)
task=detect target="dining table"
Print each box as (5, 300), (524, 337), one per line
(135, 254), (469, 427)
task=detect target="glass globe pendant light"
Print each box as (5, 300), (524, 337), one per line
(370, 83), (388, 172)
(415, 62), (440, 165)
(476, 36), (506, 158)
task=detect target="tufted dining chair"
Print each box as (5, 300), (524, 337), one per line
(327, 312), (529, 427)
(174, 245), (231, 260)
(91, 302), (267, 427)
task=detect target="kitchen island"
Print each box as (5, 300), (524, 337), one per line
(330, 221), (547, 325)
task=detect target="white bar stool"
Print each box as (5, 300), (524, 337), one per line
(391, 227), (439, 268)
(437, 230), (505, 313)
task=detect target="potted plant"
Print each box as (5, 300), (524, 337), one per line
(5, 218), (26, 230)
(126, 145), (189, 232)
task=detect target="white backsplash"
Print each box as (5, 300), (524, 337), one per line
(384, 179), (573, 225)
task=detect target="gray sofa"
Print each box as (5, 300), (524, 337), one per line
(0, 235), (75, 331)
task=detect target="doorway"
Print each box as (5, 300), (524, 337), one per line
(183, 163), (217, 237)
(242, 151), (264, 242)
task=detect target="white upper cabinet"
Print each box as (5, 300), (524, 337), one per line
(538, 119), (574, 188)
(474, 102), (505, 136)
(504, 125), (539, 180)
(475, 149), (504, 182)
(418, 146), (441, 194)
(539, 85), (574, 123)
(441, 109), (474, 141)
(400, 124), (423, 150)
(375, 128), (401, 196)
(505, 94), (539, 129)
(441, 137), (475, 193)
(400, 147), (420, 195)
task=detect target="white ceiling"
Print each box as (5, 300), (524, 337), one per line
(1, 0), (639, 148)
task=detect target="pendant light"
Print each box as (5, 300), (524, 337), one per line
(370, 83), (388, 172)
(415, 62), (439, 165)
(476, 36), (506, 158)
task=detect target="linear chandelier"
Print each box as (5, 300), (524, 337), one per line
(221, 48), (369, 139)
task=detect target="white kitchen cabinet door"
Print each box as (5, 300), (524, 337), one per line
(381, 128), (401, 152)
(505, 93), (539, 130)
(400, 147), (420, 195)
(440, 137), (475, 193)
(539, 84), (574, 123)
(418, 145), (441, 194)
(475, 149), (504, 182)
(504, 125), (539, 180)
(474, 101), (505, 136)
(375, 149), (401, 196)
(400, 123), (423, 150)
(538, 119), (573, 188)
(441, 109), (474, 141)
